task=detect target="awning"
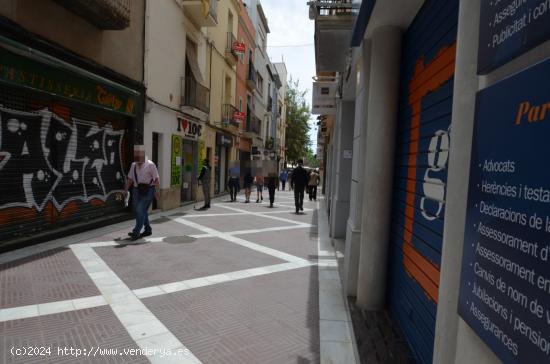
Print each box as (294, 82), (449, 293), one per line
(0, 34), (139, 116)
(186, 46), (205, 86)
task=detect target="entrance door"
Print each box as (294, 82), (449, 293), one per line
(386, 1), (458, 363)
(215, 145), (221, 194)
(181, 140), (194, 202)
(152, 132), (159, 210)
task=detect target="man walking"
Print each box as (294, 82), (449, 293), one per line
(198, 159), (211, 209)
(290, 159), (308, 214)
(266, 175), (277, 208)
(123, 145), (160, 241)
(308, 169), (320, 201)
(279, 169), (288, 191)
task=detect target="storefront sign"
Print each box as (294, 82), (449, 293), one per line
(0, 37), (139, 116)
(478, 0), (550, 74)
(178, 118), (202, 141)
(171, 135), (182, 187)
(233, 111), (246, 121)
(216, 133), (233, 147)
(312, 81), (337, 115)
(232, 42), (246, 54)
(458, 58), (550, 364)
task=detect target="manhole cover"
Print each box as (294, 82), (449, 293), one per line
(151, 217), (171, 224)
(163, 236), (197, 244)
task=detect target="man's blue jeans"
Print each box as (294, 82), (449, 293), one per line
(132, 186), (155, 235)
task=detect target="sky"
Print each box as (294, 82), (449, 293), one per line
(262, 0), (318, 150)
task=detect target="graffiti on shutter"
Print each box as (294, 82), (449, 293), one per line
(0, 106), (126, 216)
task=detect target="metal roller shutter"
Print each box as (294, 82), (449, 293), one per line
(387, 0), (458, 363)
(0, 82), (131, 245)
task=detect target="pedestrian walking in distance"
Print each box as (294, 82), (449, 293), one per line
(267, 175), (277, 208)
(227, 175), (240, 202)
(291, 159), (308, 214)
(288, 169), (294, 190)
(123, 145), (160, 241)
(279, 169), (288, 191)
(255, 173), (264, 203)
(308, 169), (320, 201)
(243, 171), (253, 203)
(198, 159), (211, 209)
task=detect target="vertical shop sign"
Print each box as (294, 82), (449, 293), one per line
(171, 135), (182, 187)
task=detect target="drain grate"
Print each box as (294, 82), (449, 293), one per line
(151, 217), (171, 224)
(162, 236), (197, 244)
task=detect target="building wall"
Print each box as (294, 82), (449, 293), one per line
(319, 0), (550, 363)
(236, 0), (255, 126)
(144, 0), (186, 109)
(0, 0), (144, 82)
(246, 1), (269, 155)
(274, 62), (287, 167)
(206, 0), (238, 125)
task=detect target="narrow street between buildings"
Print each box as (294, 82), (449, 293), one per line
(1, 191), (357, 364)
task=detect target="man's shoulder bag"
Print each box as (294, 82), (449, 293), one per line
(134, 165), (152, 196)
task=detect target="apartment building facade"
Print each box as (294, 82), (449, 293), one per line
(0, 0), (145, 249)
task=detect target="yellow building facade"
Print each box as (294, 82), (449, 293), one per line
(203, 0), (241, 196)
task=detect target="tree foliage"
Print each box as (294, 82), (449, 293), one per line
(285, 77), (312, 165)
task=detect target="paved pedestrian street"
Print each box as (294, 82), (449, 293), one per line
(0, 191), (358, 364)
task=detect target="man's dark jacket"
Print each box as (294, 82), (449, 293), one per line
(291, 166), (308, 190)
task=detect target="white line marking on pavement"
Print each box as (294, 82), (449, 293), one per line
(172, 217), (310, 264)
(133, 261), (311, 299)
(216, 204), (310, 226)
(188, 224), (315, 239)
(70, 244), (201, 364)
(183, 209), (312, 218)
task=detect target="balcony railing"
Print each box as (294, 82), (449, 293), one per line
(181, 77), (210, 114)
(222, 104), (240, 128)
(246, 116), (261, 135)
(246, 64), (256, 90)
(54, 0), (131, 30)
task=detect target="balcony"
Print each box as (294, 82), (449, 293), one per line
(181, 77), (210, 116)
(246, 64), (256, 91)
(222, 104), (240, 128)
(54, 0), (130, 30)
(308, 0), (359, 73)
(265, 137), (275, 150)
(181, 0), (217, 27)
(225, 32), (239, 66)
(245, 115), (261, 136)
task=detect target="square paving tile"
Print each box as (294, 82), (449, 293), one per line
(233, 228), (318, 260)
(94, 237), (285, 290)
(0, 306), (147, 363)
(142, 267), (320, 363)
(77, 219), (205, 245)
(183, 214), (296, 233)
(0, 248), (100, 309)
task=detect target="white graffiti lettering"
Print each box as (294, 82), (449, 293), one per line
(420, 128), (450, 221)
(0, 106), (126, 212)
